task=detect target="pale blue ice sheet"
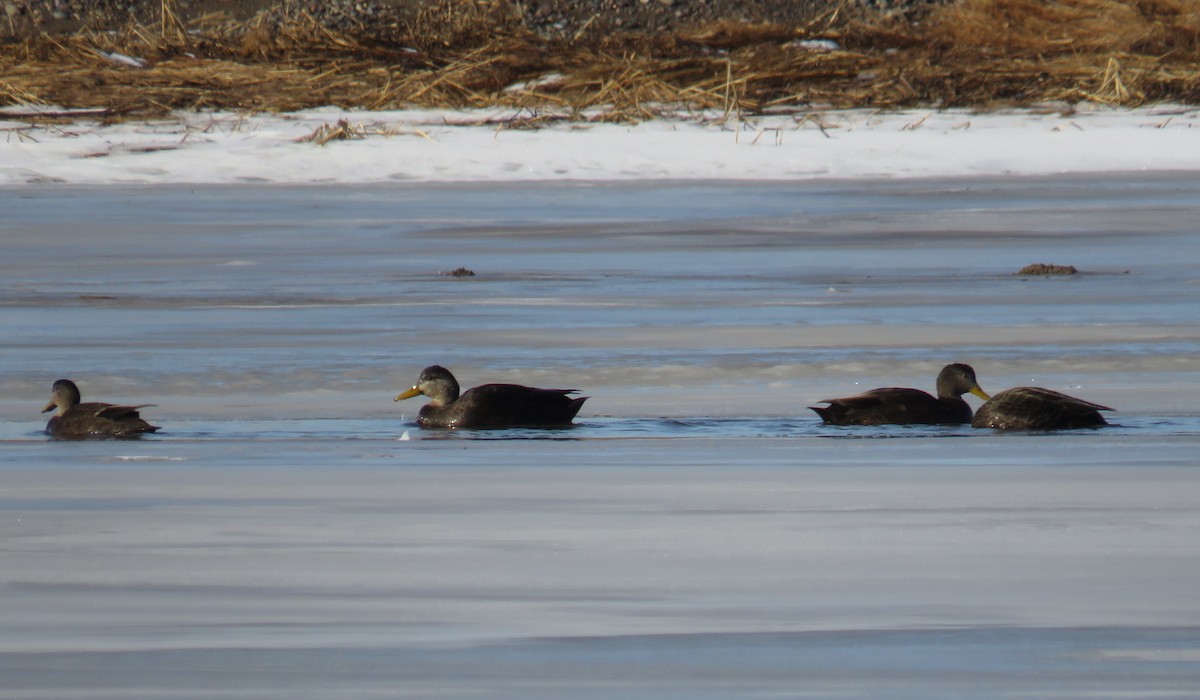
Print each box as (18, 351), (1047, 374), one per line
(2, 175), (1200, 698)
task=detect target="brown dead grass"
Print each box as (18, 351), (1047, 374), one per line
(2, 0), (1199, 122)
(856, 0), (1200, 105)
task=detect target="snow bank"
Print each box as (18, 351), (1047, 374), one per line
(3, 104), (1198, 185)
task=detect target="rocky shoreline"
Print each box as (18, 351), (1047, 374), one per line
(5, 0), (1192, 120)
(2, 0), (920, 39)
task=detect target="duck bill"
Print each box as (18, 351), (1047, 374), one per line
(970, 387), (991, 401)
(394, 387), (422, 402)
(41, 400), (57, 414)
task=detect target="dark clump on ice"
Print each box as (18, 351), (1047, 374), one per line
(440, 267), (476, 277)
(1016, 263), (1078, 276)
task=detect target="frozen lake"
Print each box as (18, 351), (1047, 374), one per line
(2, 175), (1200, 697)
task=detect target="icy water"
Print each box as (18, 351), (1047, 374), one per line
(2, 175), (1200, 698)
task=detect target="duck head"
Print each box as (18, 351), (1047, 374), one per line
(936, 364), (990, 401)
(42, 379), (82, 416)
(395, 365), (461, 407)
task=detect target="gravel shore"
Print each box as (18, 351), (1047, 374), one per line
(2, 0), (915, 39)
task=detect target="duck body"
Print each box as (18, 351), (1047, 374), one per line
(971, 387), (1112, 430)
(397, 365), (586, 429)
(42, 379), (159, 439)
(811, 363), (989, 426)
(811, 387), (974, 425)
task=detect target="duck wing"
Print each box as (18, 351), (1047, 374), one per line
(93, 403), (155, 420)
(1022, 387), (1113, 413)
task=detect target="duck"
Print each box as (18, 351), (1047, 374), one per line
(395, 365), (587, 429)
(811, 363), (990, 425)
(41, 379), (160, 439)
(971, 386), (1112, 429)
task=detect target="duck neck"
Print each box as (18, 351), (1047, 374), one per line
(427, 383), (459, 407)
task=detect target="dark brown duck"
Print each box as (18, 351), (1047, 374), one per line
(811, 363), (990, 425)
(395, 365), (587, 429)
(41, 379), (160, 439)
(972, 386), (1112, 429)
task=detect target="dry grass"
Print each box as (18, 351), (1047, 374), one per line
(2, 0), (1199, 122)
(853, 0), (1200, 105)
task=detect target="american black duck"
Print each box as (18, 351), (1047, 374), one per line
(41, 379), (159, 439)
(971, 386), (1112, 430)
(811, 363), (990, 425)
(395, 365), (587, 429)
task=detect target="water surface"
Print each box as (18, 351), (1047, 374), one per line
(2, 175), (1199, 698)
